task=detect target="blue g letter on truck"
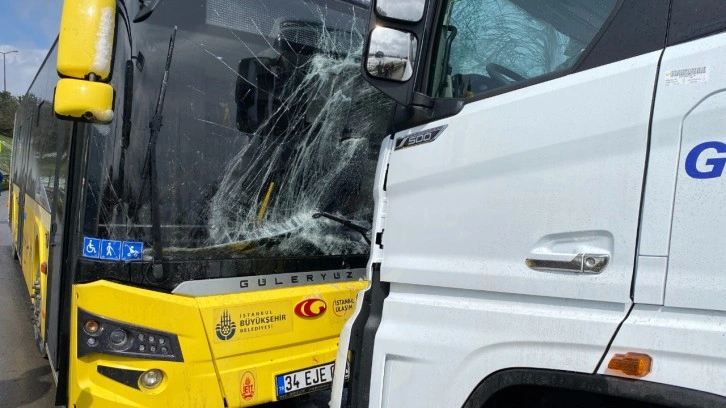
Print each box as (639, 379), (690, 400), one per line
(685, 141), (726, 179)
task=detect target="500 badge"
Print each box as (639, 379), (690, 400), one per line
(395, 125), (448, 150)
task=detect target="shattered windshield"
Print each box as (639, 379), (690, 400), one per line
(82, 0), (390, 262)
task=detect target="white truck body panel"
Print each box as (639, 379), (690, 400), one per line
(656, 34), (726, 312)
(599, 32), (726, 398)
(371, 287), (628, 408)
(359, 51), (661, 407)
(633, 255), (668, 305)
(639, 34), (726, 260)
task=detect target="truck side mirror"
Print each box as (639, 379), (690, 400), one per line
(361, 0), (428, 106)
(365, 27), (417, 82)
(376, 0), (426, 23)
(54, 0), (117, 123)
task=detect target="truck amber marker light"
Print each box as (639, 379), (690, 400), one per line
(607, 352), (652, 377)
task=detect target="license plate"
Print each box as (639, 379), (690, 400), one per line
(275, 361), (349, 400)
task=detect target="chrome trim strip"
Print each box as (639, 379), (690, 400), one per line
(172, 268), (367, 296)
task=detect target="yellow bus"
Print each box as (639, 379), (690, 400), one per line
(9, 0), (387, 406)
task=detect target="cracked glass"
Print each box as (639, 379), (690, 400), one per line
(81, 0), (390, 269)
(428, 0), (617, 98)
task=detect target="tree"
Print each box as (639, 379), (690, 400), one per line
(0, 91), (19, 136)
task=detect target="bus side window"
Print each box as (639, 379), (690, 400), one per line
(37, 101), (57, 211)
(12, 125), (22, 184)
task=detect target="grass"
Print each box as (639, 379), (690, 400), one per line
(0, 133), (12, 190)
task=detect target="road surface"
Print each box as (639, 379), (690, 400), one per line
(0, 194), (56, 407)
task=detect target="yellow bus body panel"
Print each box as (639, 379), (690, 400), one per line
(71, 279), (366, 407)
(71, 281), (225, 407)
(196, 281), (365, 406)
(20, 195), (52, 341)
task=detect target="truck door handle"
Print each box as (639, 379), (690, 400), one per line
(525, 253), (609, 274)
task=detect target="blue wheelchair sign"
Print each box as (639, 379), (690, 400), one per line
(100, 240), (122, 261)
(121, 242), (144, 261)
(82, 237), (101, 259)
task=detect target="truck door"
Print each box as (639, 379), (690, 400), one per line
(344, 1), (671, 407)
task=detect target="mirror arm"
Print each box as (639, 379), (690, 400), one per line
(392, 94), (466, 130)
(433, 98), (466, 119)
(411, 92), (434, 109)
(393, 104), (431, 130)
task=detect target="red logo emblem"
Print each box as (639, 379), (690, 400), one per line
(240, 371), (255, 401)
(294, 299), (327, 318)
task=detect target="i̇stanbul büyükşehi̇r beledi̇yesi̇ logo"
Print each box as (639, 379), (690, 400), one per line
(216, 309), (236, 341)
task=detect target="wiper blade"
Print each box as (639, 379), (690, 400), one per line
(312, 212), (371, 245)
(140, 26), (177, 279)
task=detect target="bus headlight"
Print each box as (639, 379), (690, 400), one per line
(108, 328), (129, 347)
(77, 308), (184, 362)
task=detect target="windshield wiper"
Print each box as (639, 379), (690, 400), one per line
(140, 26), (177, 279)
(312, 212), (371, 245)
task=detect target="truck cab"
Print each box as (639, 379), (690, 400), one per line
(331, 0), (726, 407)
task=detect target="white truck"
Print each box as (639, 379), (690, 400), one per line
(330, 0), (726, 407)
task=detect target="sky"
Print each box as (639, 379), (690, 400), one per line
(0, 0), (63, 96)
(376, 0), (424, 22)
(370, 27), (415, 59)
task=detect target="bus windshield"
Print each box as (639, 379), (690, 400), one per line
(82, 0), (389, 267)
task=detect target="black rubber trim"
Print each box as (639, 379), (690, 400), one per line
(595, 303), (634, 372)
(55, 121), (86, 407)
(97, 365), (143, 390)
(631, 11), (670, 300)
(667, 0), (726, 46)
(577, 0), (670, 71)
(462, 368), (726, 408)
(348, 263), (389, 408)
(43, 87), (73, 369)
(382, 163), (389, 192)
